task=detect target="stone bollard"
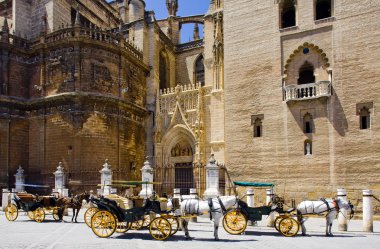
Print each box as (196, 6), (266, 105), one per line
(189, 188), (198, 222)
(203, 154), (220, 198)
(99, 159), (112, 196)
(266, 188), (274, 227)
(139, 158), (154, 199)
(173, 188), (181, 199)
(363, 189), (373, 232)
(53, 162), (69, 197)
(190, 188), (198, 199)
(337, 188), (348, 231)
(247, 188), (255, 226)
(2, 189), (10, 211)
(14, 166), (25, 192)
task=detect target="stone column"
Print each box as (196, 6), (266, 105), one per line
(14, 166), (25, 192)
(247, 188), (255, 226)
(139, 159), (154, 199)
(99, 159), (112, 196)
(266, 188), (274, 227)
(337, 188), (348, 231)
(203, 154), (220, 198)
(363, 189), (373, 232)
(53, 162), (69, 197)
(2, 189), (10, 211)
(247, 188), (254, 207)
(190, 188), (198, 199)
(173, 188), (181, 199)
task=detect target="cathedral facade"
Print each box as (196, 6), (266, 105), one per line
(0, 0), (379, 207)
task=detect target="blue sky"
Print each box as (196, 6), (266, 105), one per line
(108, 0), (210, 43)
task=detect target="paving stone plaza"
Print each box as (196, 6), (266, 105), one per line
(0, 211), (379, 249)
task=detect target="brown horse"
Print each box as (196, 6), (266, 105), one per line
(62, 192), (91, 223)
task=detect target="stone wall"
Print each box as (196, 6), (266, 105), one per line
(175, 47), (203, 86)
(0, 21), (147, 192)
(224, 0), (380, 208)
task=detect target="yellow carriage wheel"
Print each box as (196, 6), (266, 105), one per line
(84, 207), (98, 228)
(130, 219), (144, 230)
(279, 217), (299, 237)
(116, 221), (131, 233)
(222, 210), (247, 235)
(149, 217), (172, 241)
(34, 207), (45, 223)
(142, 214), (151, 228)
(91, 210), (117, 238)
(52, 208), (60, 221)
(5, 204), (18, 221)
(274, 215), (287, 232)
(27, 211), (34, 220)
(167, 217), (179, 236)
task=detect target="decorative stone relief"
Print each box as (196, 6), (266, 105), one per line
(90, 62), (113, 92)
(46, 48), (76, 87)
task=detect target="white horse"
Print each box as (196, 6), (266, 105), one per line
(180, 196), (238, 240)
(297, 198), (354, 236)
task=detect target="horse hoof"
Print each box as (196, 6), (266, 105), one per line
(215, 238), (220, 241)
(185, 237), (192, 240)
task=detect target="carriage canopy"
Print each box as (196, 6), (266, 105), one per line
(233, 181), (274, 187)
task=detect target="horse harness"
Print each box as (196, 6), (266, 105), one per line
(207, 197), (227, 220)
(305, 198), (339, 215)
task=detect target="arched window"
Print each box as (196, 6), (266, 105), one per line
(194, 55), (205, 86)
(303, 113), (313, 133)
(304, 140), (312, 155)
(159, 51), (170, 90)
(281, 0), (296, 29)
(254, 118), (263, 137)
(359, 107), (370, 130)
(316, 0), (332, 20)
(298, 61), (315, 84)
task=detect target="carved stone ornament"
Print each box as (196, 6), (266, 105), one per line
(90, 62), (113, 92)
(46, 55), (75, 87)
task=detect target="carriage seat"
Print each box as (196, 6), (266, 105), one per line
(105, 194), (133, 209)
(16, 193), (36, 202)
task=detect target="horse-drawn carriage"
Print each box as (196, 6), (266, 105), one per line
(222, 181), (300, 237)
(4, 192), (64, 222)
(85, 181), (180, 241)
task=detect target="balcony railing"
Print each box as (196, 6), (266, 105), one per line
(284, 81), (331, 102)
(0, 26), (143, 61)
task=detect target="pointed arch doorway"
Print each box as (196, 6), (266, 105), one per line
(171, 140), (194, 195)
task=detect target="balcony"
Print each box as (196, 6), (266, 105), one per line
(284, 81), (331, 102)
